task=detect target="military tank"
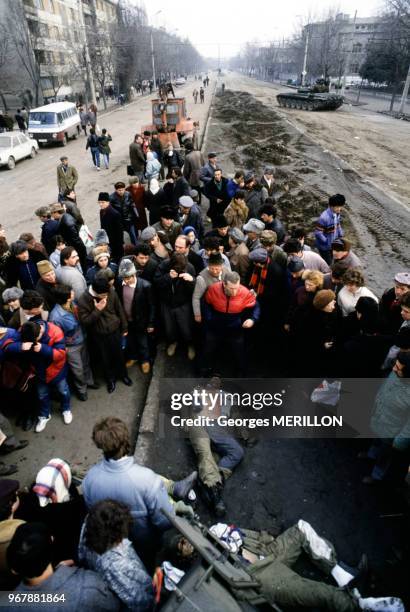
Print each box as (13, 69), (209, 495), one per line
(277, 79), (344, 111)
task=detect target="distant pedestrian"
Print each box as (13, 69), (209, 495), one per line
(97, 128), (112, 169)
(192, 89), (198, 104)
(14, 110), (26, 133)
(86, 128), (100, 170)
(57, 156), (78, 202)
(200, 87), (205, 103)
(79, 107), (88, 136)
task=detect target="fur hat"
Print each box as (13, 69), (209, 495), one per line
(160, 207), (175, 220)
(394, 272), (410, 286)
(37, 260), (53, 276)
(94, 229), (109, 246)
(260, 230), (277, 246)
(249, 248), (268, 263)
(179, 196), (194, 208)
(229, 228), (246, 243)
(93, 247), (110, 263)
(313, 289), (336, 310)
(98, 192), (110, 202)
(243, 219), (265, 234)
(141, 227), (157, 241)
(2, 287), (24, 303)
(118, 258), (137, 278)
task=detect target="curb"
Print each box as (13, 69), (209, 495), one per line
(133, 81), (217, 464)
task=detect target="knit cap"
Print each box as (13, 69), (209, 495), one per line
(32, 458), (71, 507)
(249, 248), (268, 263)
(313, 289), (336, 311)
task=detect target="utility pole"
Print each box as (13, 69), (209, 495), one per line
(301, 26), (310, 86)
(150, 29), (157, 89)
(398, 63), (410, 114)
(341, 10), (357, 96)
(77, 0), (96, 105)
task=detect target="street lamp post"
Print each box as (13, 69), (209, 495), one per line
(301, 26), (310, 87)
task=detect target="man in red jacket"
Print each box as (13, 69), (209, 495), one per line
(202, 271), (260, 376)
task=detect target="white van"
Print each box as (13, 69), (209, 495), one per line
(28, 102), (81, 146)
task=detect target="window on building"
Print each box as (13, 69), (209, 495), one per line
(40, 77), (53, 90)
(350, 63), (360, 73)
(27, 20), (40, 37)
(34, 49), (46, 63)
(39, 22), (49, 37)
(60, 52), (66, 64)
(352, 43), (362, 53)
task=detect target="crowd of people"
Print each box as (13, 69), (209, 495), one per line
(0, 105), (409, 610)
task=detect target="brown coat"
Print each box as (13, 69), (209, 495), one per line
(77, 288), (127, 336)
(126, 183), (148, 230)
(227, 242), (250, 285)
(224, 200), (249, 229)
(183, 150), (204, 186)
(57, 164), (78, 192)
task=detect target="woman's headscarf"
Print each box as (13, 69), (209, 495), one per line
(32, 458), (71, 507)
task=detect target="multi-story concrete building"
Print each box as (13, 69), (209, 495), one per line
(0, 0), (120, 107)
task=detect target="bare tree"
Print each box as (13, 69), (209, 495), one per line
(0, 23), (14, 110)
(6, 0), (43, 106)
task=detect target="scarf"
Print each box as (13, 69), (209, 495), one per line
(33, 458), (71, 507)
(249, 257), (270, 296)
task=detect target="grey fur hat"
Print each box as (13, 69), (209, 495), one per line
(94, 229), (110, 246)
(243, 219), (265, 234)
(118, 258), (137, 278)
(229, 228), (246, 243)
(2, 287), (24, 303)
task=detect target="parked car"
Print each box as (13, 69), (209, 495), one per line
(175, 77), (187, 86)
(0, 132), (39, 170)
(28, 101), (80, 147)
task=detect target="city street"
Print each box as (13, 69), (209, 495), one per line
(1, 71), (409, 605)
(0, 76), (216, 487)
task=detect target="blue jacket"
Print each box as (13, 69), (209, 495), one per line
(82, 456), (174, 545)
(49, 304), (85, 347)
(314, 207), (343, 251)
(226, 179), (240, 199)
(0, 328), (20, 363)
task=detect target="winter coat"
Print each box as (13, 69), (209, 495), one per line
(227, 242), (250, 284)
(144, 188), (168, 226)
(203, 177), (230, 207)
(78, 288), (127, 336)
(164, 150), (183, 171)
(78, 533), (154, 612)
(260, 176), (275, 202)
(180, 204), (204, 239)
(145, 153), (162, 181)
(224, 200), (249, 229)
(199, 161), (217, 184)
(97, 134), (112, 154)
(4, 250), (43, 290)
(379, 287), (404, 334)
(100, 205), (123, 261)
(299, 250), (330, 274)
(49, 304), (85, 346)
(154, 259), (196, 307)
(244, 188), (263, 219)
(35, 278), (58, 311)
(192, 267), (229, 317)
(109, 191), (137, 227)
(57, 213), (87, 267)
(134, 257), (159, 283)
(82, 456), (174, 546)
(171, 177), (191, 208)
(183, 150), (204, 185)
(371, 372), (410, 450)
(41, 219), (60, 255)
(226, 179), (242, 200)
(315, 207), (343, 251)
(129, 142), (145, 172)
(57, 164), (78, 193)
(56, 265), (87, 300)
(204, 282), (260, 332)
(263, 219), (286, 244)
(5, 321), (67, 383)
(117, 277), (155, 330)
(126, 183), (148, 230)
(335, 250), (362, 269)
(10, 565), (120, 612)
(85, 133), (99, 150)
